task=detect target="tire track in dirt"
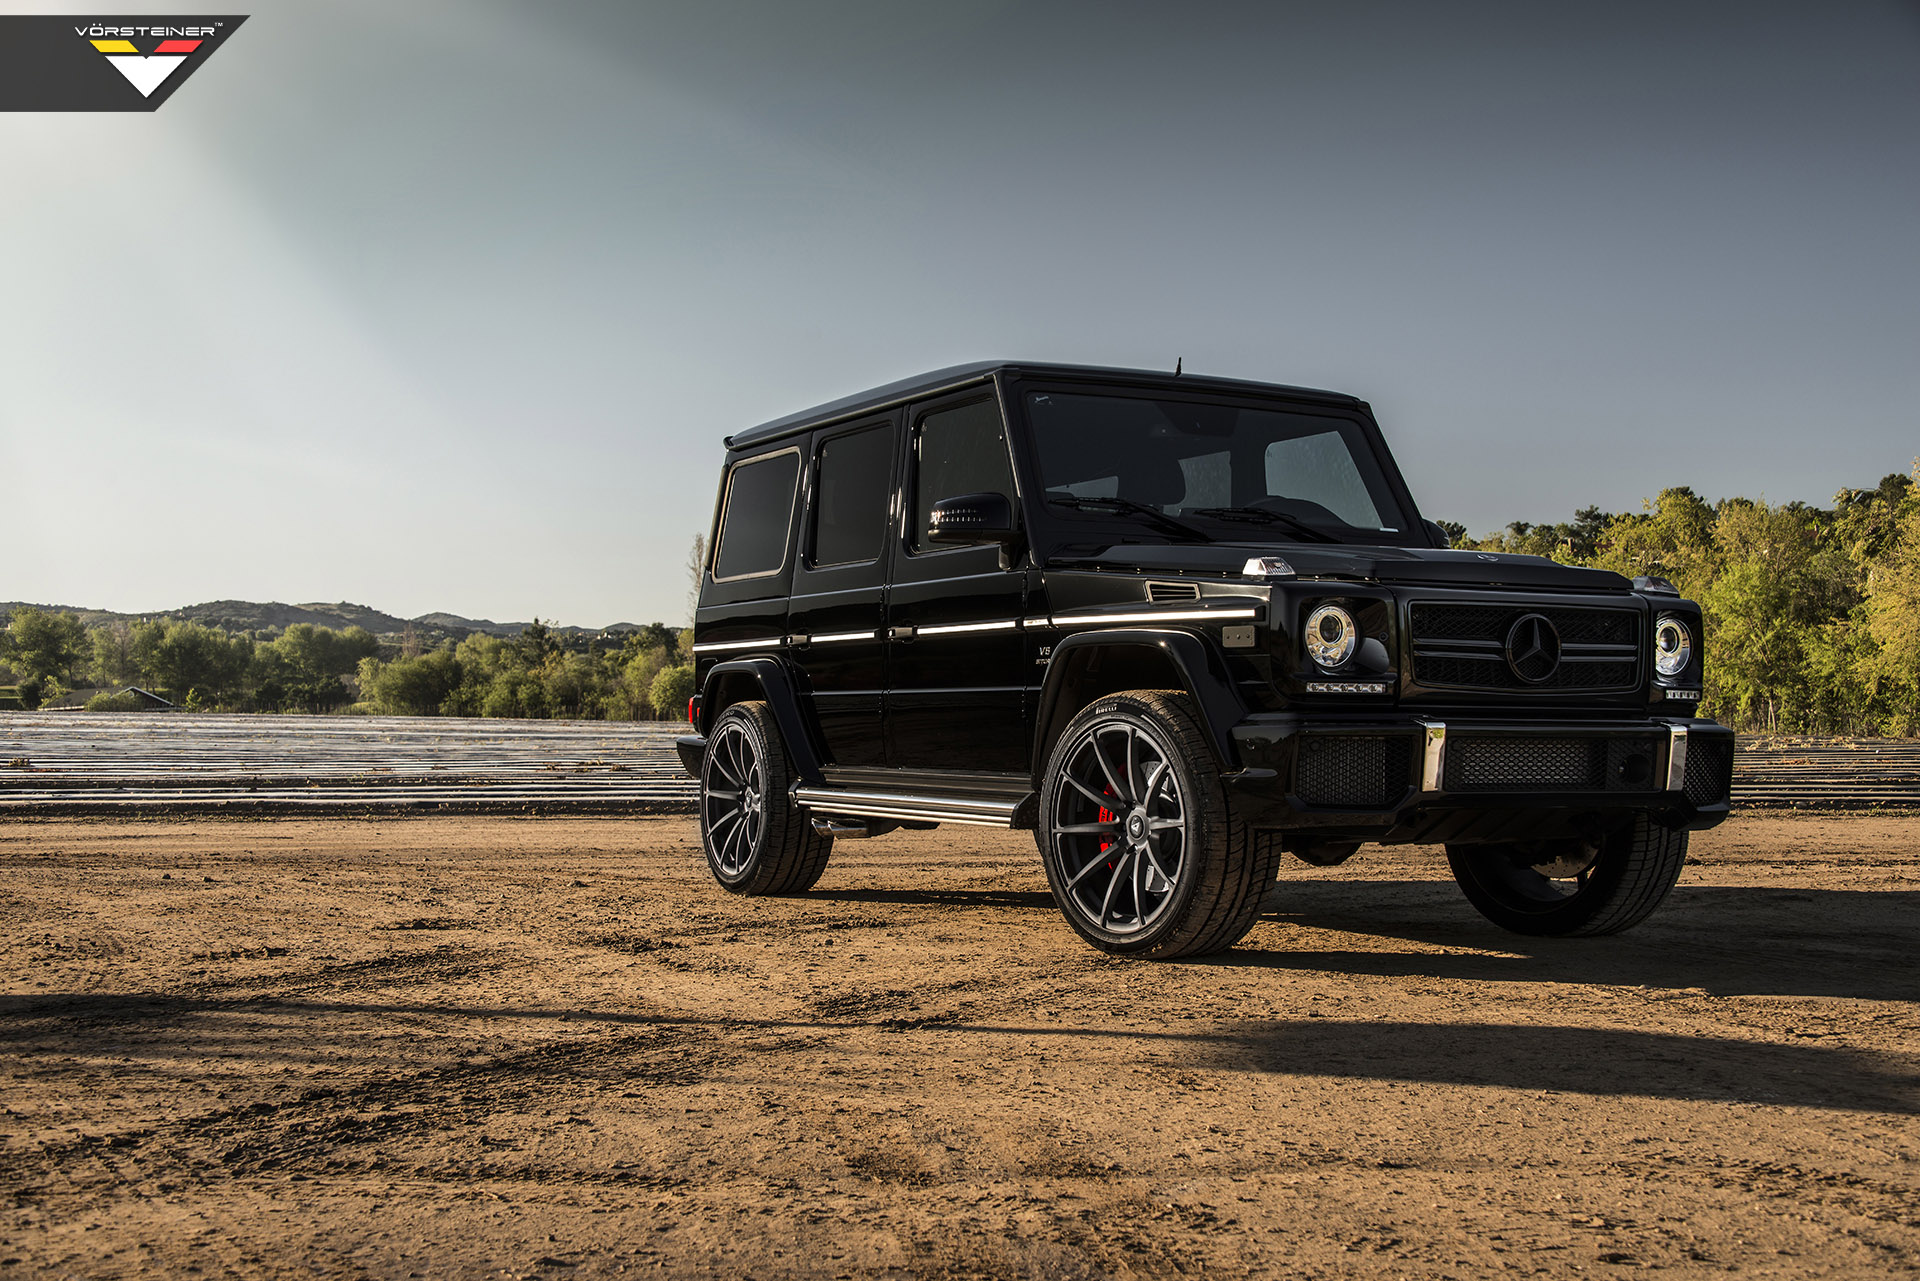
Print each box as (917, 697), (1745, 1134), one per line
(4, 813), (1918, 1279)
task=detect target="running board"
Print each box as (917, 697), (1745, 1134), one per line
(791, 785), (1030, 828)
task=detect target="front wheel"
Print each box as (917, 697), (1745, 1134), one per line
(1446, 813), (1688, 937)
(1037, 691), (1275, 958)
(700, 701), (832, 895)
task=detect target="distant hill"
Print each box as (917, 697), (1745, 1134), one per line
(0, 600), (656, 642)
(174, 600), (417, 634)
(411, 610), (525, 636)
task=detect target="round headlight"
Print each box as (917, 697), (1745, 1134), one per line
(1654, 616), (1692, 678)
(1305, 604), (1357, 669)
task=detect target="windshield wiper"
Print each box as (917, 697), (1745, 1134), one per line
(1185, 506), (1339, 543)
(1046, 495), (1209, 542)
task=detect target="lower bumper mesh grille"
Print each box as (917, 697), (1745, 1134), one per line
(1685, 738), (1734, 806)
(1295, 735), (1414, 808)
(1445, 735), (1659, 793)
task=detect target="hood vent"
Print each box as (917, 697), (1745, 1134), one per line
(1146, 581), (1201, 603)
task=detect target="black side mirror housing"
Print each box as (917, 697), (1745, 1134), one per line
(1423, 519), (1451, 549)
(928, 492), (1023, 566)
(928, 492), (1015, 543)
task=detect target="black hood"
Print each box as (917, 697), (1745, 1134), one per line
(1046, 541), (1631, 593)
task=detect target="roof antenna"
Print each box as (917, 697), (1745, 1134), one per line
(1174, 357), (1182, 376)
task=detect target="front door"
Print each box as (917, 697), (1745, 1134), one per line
(884, 392), (1029, 774)
(787, 416), (897, 769)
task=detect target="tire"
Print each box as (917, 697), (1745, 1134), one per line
(699, 701), (832, 896)
(1037, 691), (1277, 958)
(1445, 813), (1688, 937)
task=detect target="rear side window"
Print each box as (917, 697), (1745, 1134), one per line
(713, 450), (801, 580)
(811, 427), (893, 567)
(911, 399), (1015, 552)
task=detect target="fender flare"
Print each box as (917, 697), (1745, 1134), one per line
(698, 657), (824, 785)
(1032, 628), (1248, 778)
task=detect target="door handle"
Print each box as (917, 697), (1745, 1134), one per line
(888, 625), (916, 641)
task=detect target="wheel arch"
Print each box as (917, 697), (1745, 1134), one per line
(1031, 629), (1247, 781)
(698, 657), (824, 785)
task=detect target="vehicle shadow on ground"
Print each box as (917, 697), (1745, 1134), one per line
(2, 995), (1913, 1116)
(1188, 1019), (1920, 1115)
(806, 886), (1056, 911)
(1243, 881), (1920, 1002)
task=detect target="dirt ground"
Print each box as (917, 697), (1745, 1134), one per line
(2, 812), (1916, 1280)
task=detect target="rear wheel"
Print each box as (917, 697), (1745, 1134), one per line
(1446, 813), (1688, 936)
(700, 701), (832, 895)
(1038, 691), (1275, 958)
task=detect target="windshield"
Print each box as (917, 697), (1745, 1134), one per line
(1023, 389), (1412, 545)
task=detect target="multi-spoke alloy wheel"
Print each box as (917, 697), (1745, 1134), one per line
(1037, 691), (1275, 958)
(1446, 813), (1689, 937)
(698, 701), (832, 896)
(1050, 716), (1189, 938)
(702, 716), (767, 882)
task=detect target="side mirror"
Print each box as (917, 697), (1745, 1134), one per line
(1423, 519), (1451, 549)
(927, 492), (1017, 546)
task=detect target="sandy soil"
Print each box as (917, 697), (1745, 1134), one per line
(1, 812), (1916, 1279)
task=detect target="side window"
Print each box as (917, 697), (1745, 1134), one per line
(712, 450), (801, 580)
(911, 398), (1015, 552)
(1264, 432), (1384, 529)
(811, 426), (893, 567)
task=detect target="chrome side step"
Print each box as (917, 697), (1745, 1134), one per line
(791, 785), (1029, 828)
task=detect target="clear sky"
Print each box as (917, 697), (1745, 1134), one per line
(4, 0), (1916, 627)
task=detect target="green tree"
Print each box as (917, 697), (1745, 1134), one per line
(626, 622), (681, 662)
(91, 620), (141, 687)
(4, 608), (89, 685)
(135, 619), (253, 704)
(253, 624), (380, 711)
(358, 650), (465, 716)
(1862, 475), (1920, 732)
(649, 664), (695, 720)
(517, 618), (559, 667)
(619, 646), (672, 719)
(1591, 486), (1719, 592)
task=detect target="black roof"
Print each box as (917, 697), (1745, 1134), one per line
(725, 361), (1361, 451)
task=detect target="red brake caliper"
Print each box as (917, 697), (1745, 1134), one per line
(1097, 793), (1118, 862)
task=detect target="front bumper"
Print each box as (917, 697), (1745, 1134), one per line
(1227, 713), (1734, 842)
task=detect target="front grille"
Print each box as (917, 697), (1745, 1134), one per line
(1685, 737), (1733, 806)
(1415, 604), (1634, 646)
(1414, 654), (1639, 691)
(1445, 735), (1659, 793)
(1295, 735), (1413, 808)
(1410, 601), (1642, 694)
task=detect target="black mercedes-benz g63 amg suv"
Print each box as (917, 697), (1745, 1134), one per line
(677, 362), (1733, 958)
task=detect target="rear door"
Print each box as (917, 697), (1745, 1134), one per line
(884, 391), (1029, 773)
(786, 415), (898, 768)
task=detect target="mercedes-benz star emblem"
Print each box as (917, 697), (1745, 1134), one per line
(1505, 613), (1562, 683)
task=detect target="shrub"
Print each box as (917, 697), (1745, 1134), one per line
(84, 691), (148, 712)
(649, 665), (695, 720)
